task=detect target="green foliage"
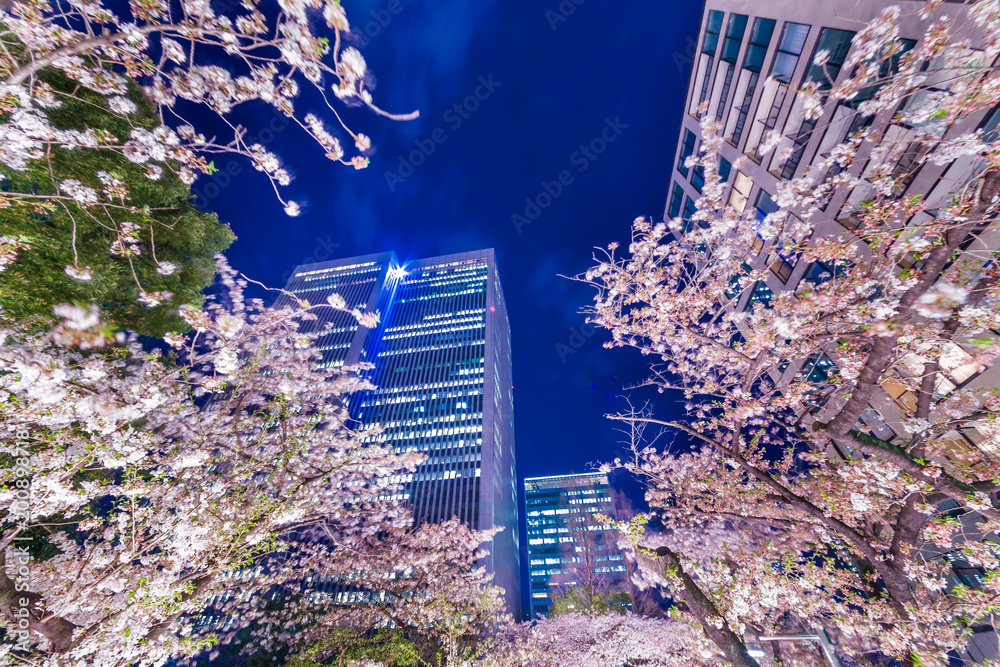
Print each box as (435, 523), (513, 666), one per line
(549, 585), (633, 617)
(0, 70), (234, 335)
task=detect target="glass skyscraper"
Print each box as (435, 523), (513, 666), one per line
(524, 472), (628, 618)
(281, 249), (520, 618)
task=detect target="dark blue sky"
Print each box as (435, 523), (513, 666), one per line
(192, 0), (703, 613)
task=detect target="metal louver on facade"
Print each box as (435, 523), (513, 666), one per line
(281, 249), (520, 619)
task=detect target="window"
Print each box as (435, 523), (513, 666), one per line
(849, 39), (916, 108)
(697, 11), (725, 110)
(719, 157), (732, 183)
(678, 129), (696, 177)
(770, 22), (810, 83)
(980, 106), (1000, 143)
(807, 28), (856, 90)
(682, 197), (698, 234)
(721, 14), (749, 63)
(729, 171), (754, 213)
(754, 190), (778, 227)
(691, 165), (705, 192)
(769, 248), (796, 283)
(715, 14), (749, 121)
(702, 11), (724, 56)
(804, 259), (849, 284)
(744, 280), (774, 311)
(800, 352), (836, 383)
(751, 190), (777, 254)
(744, 18), (776, 73)
(668, 183), (684, 219)
(729, 18), (777, 144)
(883, 377), (917, 413)
(725, 262), (752, 300)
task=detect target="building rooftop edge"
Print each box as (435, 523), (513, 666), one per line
(524, 471), (608, 484)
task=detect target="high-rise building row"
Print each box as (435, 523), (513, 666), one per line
(524, 472), (629, 618)
(281, 249), (520, 619)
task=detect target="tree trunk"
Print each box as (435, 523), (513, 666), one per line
(637, 546), (760, 667)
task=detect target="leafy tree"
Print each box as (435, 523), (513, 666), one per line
(0, 0), (414, 249)
(0, 70), (234, 335)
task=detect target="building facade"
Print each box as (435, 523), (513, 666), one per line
(668, 1), (1000, 661)
(524, 472), (629, 618)
(667, 0), (999, 450)
(280, 249), (520, 618)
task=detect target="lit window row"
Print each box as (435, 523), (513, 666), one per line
(385, 314), (484, 336)
(378, 338), (484, 357)
(294, 261), (377, 278)
(396, 287), (485, 303)
(365, 412), (483, 430)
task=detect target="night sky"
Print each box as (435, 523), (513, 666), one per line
(190, 0), (704, 613)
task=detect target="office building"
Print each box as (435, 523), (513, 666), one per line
(667, 0), (999, 449)
(524, 472), (629, 618)
(668, 1), (999, 661)
(280, 249), (520, 618)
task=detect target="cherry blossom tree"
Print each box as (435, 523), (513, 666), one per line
(253, 520), (511, 667)
(584, 3), (1000, 665)
(0, 258), (499, 665)
(0, 0), (414, 297)
(524, 611), (721, 667)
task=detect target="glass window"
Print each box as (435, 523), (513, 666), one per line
(770, 22), (810, 83)
(729, 170), (754, 213)
(744, 18), (776, 73)
(678, 129), (696, 177)
(807, 28), (857, 89)
(721, 14), (749, 63)
(703, 10), (724, 56)
(751, 190), (777, 253)
(725, 261), (752, 300)
(719, 157), (732, 182)
(850, 39), (916, 106)
(668, 183), (684, 219)
(692, 165), (705, 192)
(981, 106), (1000, 144)
(801, 352), (836, 383)
(804, 259), (849, 284)
(745, 280), (774, 311)
(682, 197), (697, 234)
(770, 251), (796, 283)
(754, 189), (778, 223)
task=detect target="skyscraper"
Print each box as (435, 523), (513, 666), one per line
(524, 472), (629, 618)
(280, 249), (520, 618)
